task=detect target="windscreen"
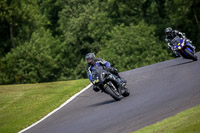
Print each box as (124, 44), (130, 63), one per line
(171, 36), (180, 45)
(92, 66), (104, 81)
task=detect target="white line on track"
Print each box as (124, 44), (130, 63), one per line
(18, 83), (92, 133)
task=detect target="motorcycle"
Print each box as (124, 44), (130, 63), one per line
(171, 36), (197, 61)
(92, 65), (130, 101)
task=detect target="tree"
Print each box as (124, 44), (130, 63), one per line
(97, 21), (173, 72)
(0, 0), (47, 57)
(0, 28), (59, 84)
(165, 0), (200, 51)
(38, 0), (63, 36)
(1, 0), (199, 84)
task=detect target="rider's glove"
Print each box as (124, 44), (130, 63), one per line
(112, 68), (118, 74)
(92, 77), (99, 85)
(92, 80), (97, 85)
(107, 67), (118, 74)
(186, 39), (192, 44)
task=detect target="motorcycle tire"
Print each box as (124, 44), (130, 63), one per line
(185, 48), (198, 61)
(105, 85), (121, 101)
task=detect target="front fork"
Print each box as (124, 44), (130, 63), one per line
(104, 80), (122, 95)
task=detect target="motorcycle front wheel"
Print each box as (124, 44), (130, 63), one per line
(185, 48), (198, 61)
(105, 83), (121, 101)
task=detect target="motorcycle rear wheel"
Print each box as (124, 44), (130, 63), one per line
(122, 89), (130, 97)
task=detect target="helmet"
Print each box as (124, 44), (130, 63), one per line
(165, 27), (173, 37)
(85, 53), (95, 60)
(85, 53), (95, 64)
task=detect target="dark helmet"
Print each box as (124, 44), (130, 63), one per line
(85, 53), (95, 61)
(165, 27), (173, 37)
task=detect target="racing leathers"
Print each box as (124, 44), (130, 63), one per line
(86, 58), (124, 92)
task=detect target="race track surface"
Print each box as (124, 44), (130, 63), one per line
(24, 54), (200, 133)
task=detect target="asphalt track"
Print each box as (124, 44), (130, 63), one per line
(23, 54), (200, 133)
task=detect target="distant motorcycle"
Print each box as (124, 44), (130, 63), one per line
(92, 66), (129, 101)
(171, 36), (197, 61)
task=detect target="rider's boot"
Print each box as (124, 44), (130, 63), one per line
(93, 85), (100, 92)
(173, 50), (179, 56)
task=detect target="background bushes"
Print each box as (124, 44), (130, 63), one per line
(0, 0), (199, 84)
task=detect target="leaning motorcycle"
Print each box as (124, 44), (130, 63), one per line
(171, 36), (197, 61)
(92, 66), (130, 101)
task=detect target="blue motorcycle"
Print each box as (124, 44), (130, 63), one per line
(171, 36), (197, 61)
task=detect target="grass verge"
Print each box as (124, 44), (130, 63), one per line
(0, 79), (90, 133)
(134, 105), (200, 133)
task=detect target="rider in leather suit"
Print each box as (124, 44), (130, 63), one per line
(85, 53), (126, 92)
(165, 27), (195, 56)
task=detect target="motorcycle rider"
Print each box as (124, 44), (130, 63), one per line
(85, 53), (126, 92)
(165, 27), (195, 56)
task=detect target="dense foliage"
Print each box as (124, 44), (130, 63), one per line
(0, 0), (199, 84)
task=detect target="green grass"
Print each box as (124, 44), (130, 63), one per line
(0, 79), (90, 133)
(134, 105), (200, 133)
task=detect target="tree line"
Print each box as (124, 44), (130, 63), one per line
(0, 0), (199, 84)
